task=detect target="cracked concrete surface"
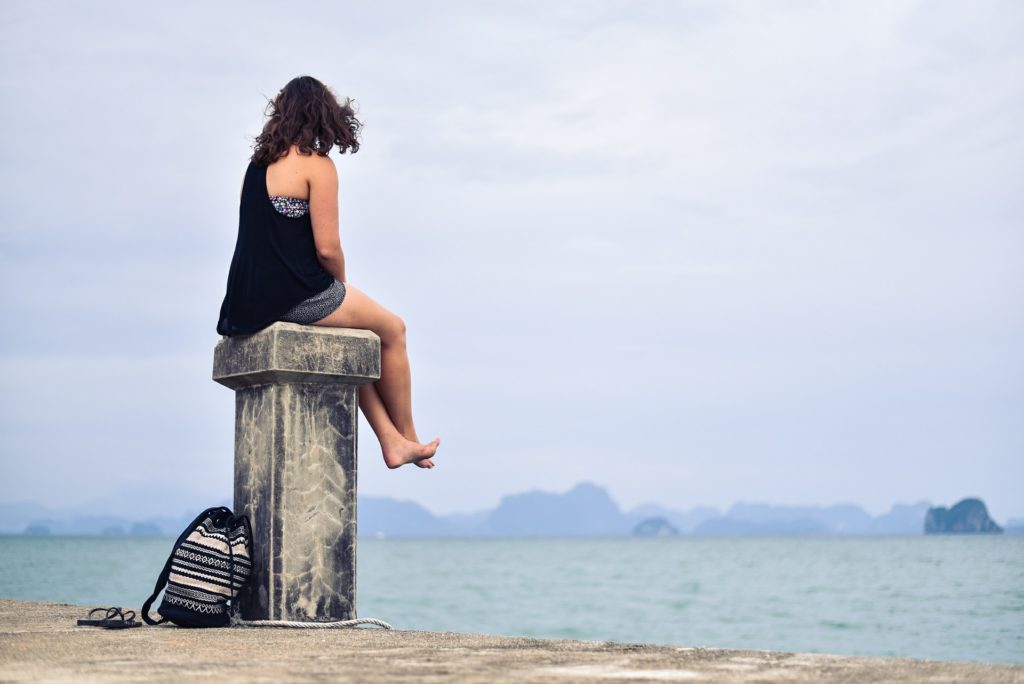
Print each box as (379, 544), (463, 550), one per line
(1, 600), (1021, 683)
(213, 323), (379, 622)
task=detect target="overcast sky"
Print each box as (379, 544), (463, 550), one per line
(1, 1), (1021, 521)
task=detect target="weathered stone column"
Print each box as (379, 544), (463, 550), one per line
(212, 322), (380, 621)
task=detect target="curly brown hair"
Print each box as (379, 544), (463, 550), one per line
(251, 76), (363, 165)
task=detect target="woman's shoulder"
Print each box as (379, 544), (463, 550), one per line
(261, 146), (336, 198)
(273, 145), (336, 179)
(298, 149), (338, 185)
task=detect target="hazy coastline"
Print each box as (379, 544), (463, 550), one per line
(4, 482), (1022, 538)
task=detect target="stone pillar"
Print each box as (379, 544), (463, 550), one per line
(212, 322), (380, 621)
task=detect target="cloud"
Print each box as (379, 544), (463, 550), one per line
(1, 0), (1021, 518)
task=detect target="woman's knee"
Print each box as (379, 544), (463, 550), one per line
(380, 314), (406, 346)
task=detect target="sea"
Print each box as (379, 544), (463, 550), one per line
(1, 535), (1021, 665)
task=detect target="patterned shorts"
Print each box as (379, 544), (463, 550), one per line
(278, 279), (347, 324)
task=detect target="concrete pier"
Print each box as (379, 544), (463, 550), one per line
(2, 600), (1022, 683)
(212, 322), (381, 622)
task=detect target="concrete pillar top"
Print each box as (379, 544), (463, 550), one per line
(213, 322), (381, 390)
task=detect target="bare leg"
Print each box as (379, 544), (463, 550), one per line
(312, 283), (440, 468)
(371, 322), (418, 442)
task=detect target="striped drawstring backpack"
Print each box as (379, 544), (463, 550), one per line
(142, 506), (252, 628)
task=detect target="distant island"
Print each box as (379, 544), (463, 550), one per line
(4, 483), (1020, 539)
(632, 517), (679, 537)
(925, 498), (1003, 534)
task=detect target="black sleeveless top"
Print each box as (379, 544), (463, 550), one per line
(216, 161), (334, 336)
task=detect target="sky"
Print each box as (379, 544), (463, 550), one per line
(0, 1), (1021, 521)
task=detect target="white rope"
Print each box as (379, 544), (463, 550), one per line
(229, 614), (392, 629)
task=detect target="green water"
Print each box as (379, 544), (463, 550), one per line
(1, 535), (1021, 664)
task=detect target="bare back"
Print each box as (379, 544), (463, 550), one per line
(265, 145), (317, 199)
(254, 145), (342, 265)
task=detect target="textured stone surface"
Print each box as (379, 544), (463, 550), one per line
(4, 600), (1024, 684)
(213, 322), (381, 389)
(213, 323), (380, 621)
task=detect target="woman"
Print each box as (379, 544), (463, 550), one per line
(216, 75), (440, 470)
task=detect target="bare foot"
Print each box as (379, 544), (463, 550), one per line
(415, 438), (441, 469)
(382, 436), (440, 469)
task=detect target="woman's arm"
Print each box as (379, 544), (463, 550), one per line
(308, 154), (346, 282)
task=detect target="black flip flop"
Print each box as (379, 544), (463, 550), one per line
(76, 606), (142, 629)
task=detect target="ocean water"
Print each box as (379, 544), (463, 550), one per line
(1, 535), (1021, 664)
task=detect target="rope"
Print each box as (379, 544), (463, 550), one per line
(229, 614), (392, 629)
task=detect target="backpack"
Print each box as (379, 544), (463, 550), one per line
(142, 506), (252, 628)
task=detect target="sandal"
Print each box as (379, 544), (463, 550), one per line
(76, 606), (142, 629)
